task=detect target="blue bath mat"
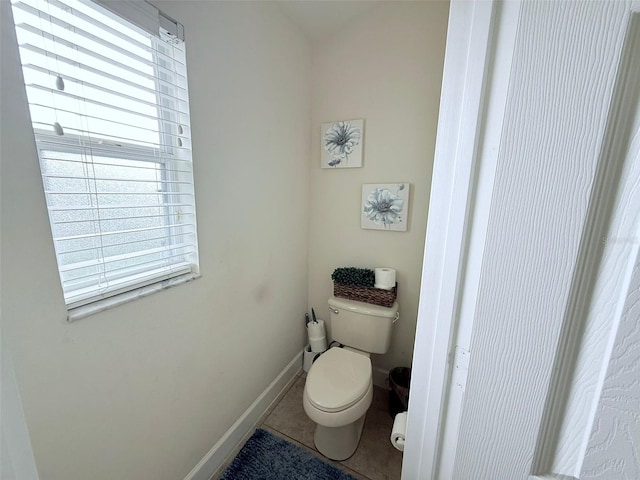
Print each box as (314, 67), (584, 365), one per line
(219, 428), (356, 480)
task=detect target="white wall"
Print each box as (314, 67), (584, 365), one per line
(308, 1), (448, 372)
(1, 342), (40, 480)
(0, 1), (310, 479)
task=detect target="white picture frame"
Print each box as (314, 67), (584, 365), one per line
(320, 119), (364, 168)
(361, 183), (410, 231)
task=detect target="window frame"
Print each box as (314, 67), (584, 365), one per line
(11, 0), (199, 318)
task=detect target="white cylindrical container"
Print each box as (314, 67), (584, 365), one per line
(390, 411), (407, 452)
(375, 268), (396, 290)
(307, 319), (327, 353)
(303, 345), (321, 372)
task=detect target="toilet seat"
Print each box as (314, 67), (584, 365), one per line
(306, 347), (371, 413)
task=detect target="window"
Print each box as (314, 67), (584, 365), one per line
(10, 0), (199, 317)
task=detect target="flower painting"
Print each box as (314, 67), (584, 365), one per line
(361, 183), (410, 231)
(321, 119), (364, 168)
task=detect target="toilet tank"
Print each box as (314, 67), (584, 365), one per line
(328, 297), (399, 354)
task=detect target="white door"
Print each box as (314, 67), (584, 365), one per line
(403, 1), (640, 479)
(580, 253), (640, 480)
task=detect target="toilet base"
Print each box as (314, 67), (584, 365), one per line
(313, 413), (367, 461)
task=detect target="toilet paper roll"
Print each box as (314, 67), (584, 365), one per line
(307, 319), (327, 353)
(390, 411), (408, 452)
(375, 268), (396, 290)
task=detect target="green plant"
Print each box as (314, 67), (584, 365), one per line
(331, 267), (375, 287)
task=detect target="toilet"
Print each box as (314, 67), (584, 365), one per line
(303, 296), (399, 460)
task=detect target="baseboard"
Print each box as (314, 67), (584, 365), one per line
(373, 366), (389, 389)
(183, 350), (303, 480)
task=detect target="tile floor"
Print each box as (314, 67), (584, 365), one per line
(213, 371), (403, 480)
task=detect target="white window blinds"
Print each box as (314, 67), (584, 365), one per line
(10, 0), (199, 310)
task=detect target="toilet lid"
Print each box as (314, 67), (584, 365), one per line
(306, 348), (371, 413)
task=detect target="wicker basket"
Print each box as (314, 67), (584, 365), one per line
(333, 282), (397, 307)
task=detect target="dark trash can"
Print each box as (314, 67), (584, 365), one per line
(388, 367), (411, 418)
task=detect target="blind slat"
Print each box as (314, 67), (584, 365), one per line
(50, 212), (194, 225)
(23, 71), (189, 117)
(48, 203), (193, 212)
(43, 174), (192, 185)
(17, 43), (187, 97)
(31, 0), (152, 52)
(63, 255), (194, 287)
(33, 122), (189, 151)
(14, 14), (187, 82)
(59, 242), (194, 273)
(58, 229), (195, 255)
(13, 6), (155, 68)
(64, 257), (190, 285)
(64, 264), (192, 308)
(24, 64), (188, 109)
(40, 155), (192, 174)
(27, 84), (175, 125)
(37, 139), (192, 164)
(25, 78), (189, 124)
(15, 26), (159, 83)
(56, 222), (194, 242)
(45, 191), (193, 196)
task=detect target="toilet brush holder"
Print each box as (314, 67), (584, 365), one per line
(303, 345), (321, 372)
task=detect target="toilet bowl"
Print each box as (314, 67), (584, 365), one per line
(303, 297), (399, 461)
(303, 347), (373, 460)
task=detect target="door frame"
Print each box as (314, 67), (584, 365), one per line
(401, 1), (522, 478)
(403, 1), (640, 479)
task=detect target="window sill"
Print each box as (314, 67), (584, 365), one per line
(66, 272), (201, 322)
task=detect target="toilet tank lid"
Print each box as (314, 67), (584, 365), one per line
(328, 297), (398, 318)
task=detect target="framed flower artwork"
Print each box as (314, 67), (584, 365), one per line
(321, 119), (364, 168)
(361, 183), (410, 231)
